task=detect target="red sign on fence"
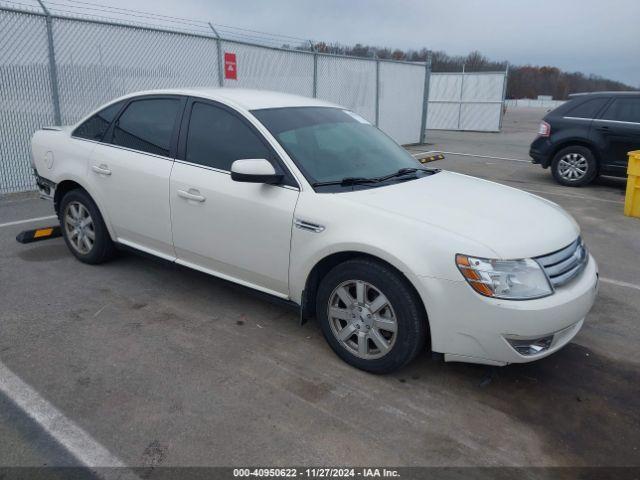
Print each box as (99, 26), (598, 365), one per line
(224, 53), (237, 80)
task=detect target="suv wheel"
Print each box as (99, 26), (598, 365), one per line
(59, 189), (115, 264)
(316, 258), (428, 373)
(551, 146), (597, 187)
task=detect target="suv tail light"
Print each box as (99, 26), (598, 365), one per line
(538, 121), (551, 137)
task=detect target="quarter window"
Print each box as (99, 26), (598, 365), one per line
(72, 100), (124, 141)
(111, 98), (181, 157)
(185, 102), (271, 171)
(566, 98), (609, 119)
(601, 98), (640, 123)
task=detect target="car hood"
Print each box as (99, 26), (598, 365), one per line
(340, 171), (579, 259)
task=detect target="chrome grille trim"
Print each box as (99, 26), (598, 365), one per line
(535, 237), (588, 288)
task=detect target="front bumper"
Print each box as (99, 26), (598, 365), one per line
(417, 254), (598, 366)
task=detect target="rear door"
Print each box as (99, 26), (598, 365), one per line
(87, 95), (185, 259)
(170, 98), (299, 297)
(593, 97), (640, 173)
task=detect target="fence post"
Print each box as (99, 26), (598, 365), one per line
(208, 22), (224, 88)
(419, 56), (431, 144)
(457, 64), (465, 130)
(375, 56), (380, 127)
(498, 62), (509, 130)
(37, 0), (61, 125)
(310, 41), (318, 98)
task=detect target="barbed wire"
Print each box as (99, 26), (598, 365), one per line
(0, 0), (317, 48)
(65, 0), (316, 43)
(44, 0), (212, 30)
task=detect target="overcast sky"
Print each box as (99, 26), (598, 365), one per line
(85, 0), (640, 86)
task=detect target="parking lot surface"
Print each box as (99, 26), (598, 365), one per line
(1, 108), (639, 468)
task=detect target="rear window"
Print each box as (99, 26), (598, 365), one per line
(72, 100), (124, 141)
(566, 98), (609, 119)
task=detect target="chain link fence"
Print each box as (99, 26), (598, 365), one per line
(0, 9), (57, 194)
(220, 41), (314, 97)
(427, 72), (507, 132)
(0, 4), (431, 195)
(53, 18), (222, 124)
(379, 61), (428, 145)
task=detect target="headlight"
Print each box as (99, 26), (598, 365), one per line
(455, 254), (553, 300)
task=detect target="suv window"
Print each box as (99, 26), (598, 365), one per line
(111, 98), (181, 157)
(601, 98), (640, 123)
(73, 100), (124, 141)
(566, 98), (609, 119)
(186, 102), (271, 171)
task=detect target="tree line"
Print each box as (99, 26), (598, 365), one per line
(294, 43), (635, 100)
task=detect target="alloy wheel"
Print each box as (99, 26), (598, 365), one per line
(63, 201), (95, 255)
(558, 153), (588, 181)
(327, 280), (398, 360)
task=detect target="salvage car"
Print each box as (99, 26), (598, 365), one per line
(30, 89), (599, 373)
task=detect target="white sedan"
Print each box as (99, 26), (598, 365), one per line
(30, 88), (598, 373)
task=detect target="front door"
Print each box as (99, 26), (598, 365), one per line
(595, 97), (640, 173)
(170, 99), (299, 297)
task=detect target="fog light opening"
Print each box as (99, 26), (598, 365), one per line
(507, 335), (553, 356)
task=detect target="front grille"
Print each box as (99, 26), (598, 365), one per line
(535, 237), (588, 288)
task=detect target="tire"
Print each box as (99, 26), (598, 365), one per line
(59, 189), (115, 264)
(551, 146), (598, 187)
(316, 257), (428, 374)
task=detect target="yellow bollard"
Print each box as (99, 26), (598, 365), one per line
(624, 150), (640, 218)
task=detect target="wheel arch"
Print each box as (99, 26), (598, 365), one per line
(301, 251), (431, 342)
(549, 139), (601, 170)
(54, 179), (84, 216)
(53, 178), (116, 240)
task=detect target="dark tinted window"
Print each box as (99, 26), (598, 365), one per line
(601, 98), (640, 123)
(73, 100), (124, 141)
(566, 98), (609, 118)
(186, 102), (271, 171)
(111, 98), (180, 156)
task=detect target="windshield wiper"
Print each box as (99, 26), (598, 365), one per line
(311, 167), (439, 188)
(311, 177), (379, 187)
(375, 167), (423, 182)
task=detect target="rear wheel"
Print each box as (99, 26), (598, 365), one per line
(316, 258), (427, 373)
(59, 189), (115, 264)
(551, 146), (597, 187)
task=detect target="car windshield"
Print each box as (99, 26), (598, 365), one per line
(252, 107), (432, 189)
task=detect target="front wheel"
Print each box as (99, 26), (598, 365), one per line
(551, 146), (597, 187)
(316, 258), (428, 373)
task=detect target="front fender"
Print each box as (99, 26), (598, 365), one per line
(289, 240), (424, 305)
(288, 192), (496, 305)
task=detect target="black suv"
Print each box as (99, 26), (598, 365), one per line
(530, 91), (640, 186)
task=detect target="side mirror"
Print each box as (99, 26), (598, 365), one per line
(231, 159), (283, 184)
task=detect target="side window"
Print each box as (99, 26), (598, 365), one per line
(111, 98), (180, 157)
(186, 102), (271, 171)
(72, 100), (124, 141)
(601, 98), (640, 123)
(566, 98), (609, 119)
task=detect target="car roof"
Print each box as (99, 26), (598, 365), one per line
(568, 91), (640, 98)
(114, 88), (341, 111)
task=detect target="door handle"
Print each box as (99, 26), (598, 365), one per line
(91, 164), (112, 176)
(596, 125), (610, 131)
(177, 189), (206, 203)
